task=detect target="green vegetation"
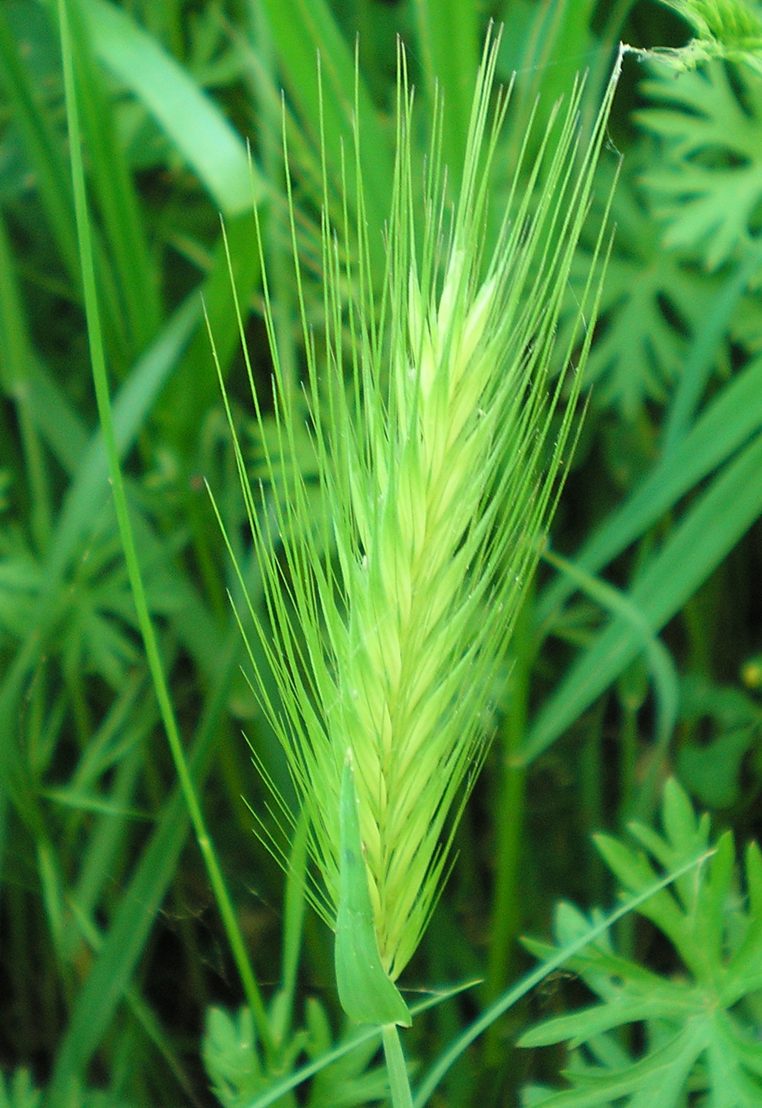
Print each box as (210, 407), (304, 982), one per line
(1, 1), (761, 1105)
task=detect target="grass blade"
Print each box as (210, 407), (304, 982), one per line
(524, 432), (762, 763)
(537, 350), (762, 626)
(55, 0), (271, 1073)
(413, 0), (480, 189)
(80, 0), (261, 214)
(258, 0), (393, 263)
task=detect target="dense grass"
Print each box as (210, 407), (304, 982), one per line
(1, 1), (761, 1105)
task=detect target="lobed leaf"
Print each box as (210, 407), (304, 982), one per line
(566, 161), (724, 414)
(637, 59), (762, 268)
(520, 780), (762, 1104)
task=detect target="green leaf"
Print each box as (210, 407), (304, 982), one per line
(520, 780), (762, 1105)
(537, 348), (762, 625)
(679, 728), (757, 807)
(415, 848), (712, 1106)
(637, 60), (762, 268)
(0, 1069), (42, 1108)
(523, 432), (762, 764)
(571, 173), (706, 415)
(569, 161), (726, 414)
(518, 993), (691, 1049)
(413, 0), (480, 192)
(674, 673), (762, 809)
(335, 758), (411, 1028)
(0, 3), (79, 278)
(661, 774), (704, 850)
(647, 1), (762, 71)
(203, 1007), (263, 1107)
(659, 0), (762, 44)
(258, 0), (393, 264)
(47, 3), (272, 1093)
(79, 0), (260, 214)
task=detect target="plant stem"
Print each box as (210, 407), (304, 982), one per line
(0, 225), (53, 549)
(382, 1024), (414, 1108)
(57, 0), (275, 1061)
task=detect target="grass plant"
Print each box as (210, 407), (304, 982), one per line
(1, 1), (761, 1104)
(213, 26), (623, 1101)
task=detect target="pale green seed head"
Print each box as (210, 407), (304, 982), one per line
(214, 30), (622, 994)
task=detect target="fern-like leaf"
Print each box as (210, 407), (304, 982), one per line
(520, 779), (762, 1106)
(653, 0), (762, 71)
(637, 59), (762, 268)
(565, 162), (724, 414)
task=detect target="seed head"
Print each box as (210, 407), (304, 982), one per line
(214, 28), (622, 1023)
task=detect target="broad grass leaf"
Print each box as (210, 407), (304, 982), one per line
(80, 0), (260, 214)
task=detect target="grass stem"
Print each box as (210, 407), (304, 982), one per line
(57, 0), (275, 1061)
(382, 1024), (414, 1108)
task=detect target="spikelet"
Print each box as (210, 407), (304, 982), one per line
(214, 29), (622, 1021)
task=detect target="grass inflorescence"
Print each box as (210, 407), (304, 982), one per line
(214, 29), (622, 1025)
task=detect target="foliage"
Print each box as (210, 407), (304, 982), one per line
(570, 162), (725, 413)
(0, 1068), (137, 1108)
(0, 1071), (40, 1108)
(519, 779), (762, 1106)
(676, 673), (762, 809)
(637, 57), (762, 267)
(654, 0), (762, 70)
(203, 1002), (388, 1107)
(663, 0), (762, 42)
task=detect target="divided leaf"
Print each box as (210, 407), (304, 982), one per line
(653, 0), (762, 71)
(637, 59), (762, 268)
(519, 779), (762, 1106)
(567, 162), (724, 415)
